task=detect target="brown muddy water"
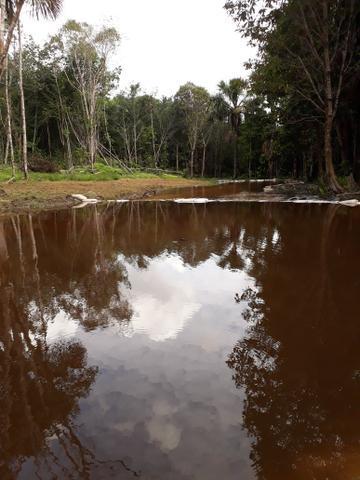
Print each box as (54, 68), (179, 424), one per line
(151, 180), (274, 200)
(0, 198), (359, 480)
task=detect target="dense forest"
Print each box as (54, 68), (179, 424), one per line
(0, 0), (359, 191)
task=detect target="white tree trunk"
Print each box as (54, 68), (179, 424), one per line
(4, 56), (15, 176)
(18, 22), (28, 179)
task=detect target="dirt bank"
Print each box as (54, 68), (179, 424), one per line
(0, 177), (208, 215)
(262, 180), (360, 202)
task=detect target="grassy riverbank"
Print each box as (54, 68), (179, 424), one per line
(0, 165), (210, 215)
(0, 163), (187, 182)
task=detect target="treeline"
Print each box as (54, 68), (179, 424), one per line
(0, 0), (359, 189)
(225, 0), (360, 191)
(0, 20), (275, 179)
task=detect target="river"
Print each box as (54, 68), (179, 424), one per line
(0, 185), (359, 479)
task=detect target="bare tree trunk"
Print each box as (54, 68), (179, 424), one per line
(103, 102), (112, 160)
(322, 0), (343, 193)
(248, 138), (252, 179)
(190, 148), (195, 178)
(89, 98), (97, 170)
(150, 110), (157, 168)
(133, 124), (138, 165)
(0, 0), (25, 78)
(335, 121), (348, 168)
(318, 147), (323, 180)
(55, 75), (74, 169)
(47, 121), (52, 159)
(201, 142), (206, 177)
(121, 113), (132, 165)
(233, 139), (237, 178)
(0, 0), (6, 63)
(324, 116), (342, 192)
(4, 135), (9, 165)
(18, 21), (28, 179)
(353, 122), (360, 183)
(176, 144), (179, 172)
(32, 103), (38, 153)
(4, 55), (15, 176)
(66, 127), (73, 170)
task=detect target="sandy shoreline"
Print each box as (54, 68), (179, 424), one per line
(0, 177), (209, 215)
(1, 178), (359, 215)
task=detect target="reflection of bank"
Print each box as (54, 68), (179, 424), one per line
(227, 205), (360, 480)
(0, 284), (98, 478)
(0, 201), (272, 477)
(0, 215), (110, 478)
(2, 201), (358, 478)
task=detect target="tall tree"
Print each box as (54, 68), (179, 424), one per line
(55, 21), (120, 169)
(218, 78), (247, 177)
(18, 21), (28, 178)
(0, 0), (62, 77)
(4, 55), (15, 175)
(175, 82), (211, 177)
(225, 0), (359, 191)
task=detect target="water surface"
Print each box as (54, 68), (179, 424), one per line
(151, 180), (274, 200)
(0, 200), (359, 480)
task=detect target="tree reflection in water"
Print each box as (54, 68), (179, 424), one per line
(0, 286), (98, 478)
(0, 211), (137, 479)
(0, 201), (284, 478)
(227, 205), (360, 480)
(0, 202), (359, 479)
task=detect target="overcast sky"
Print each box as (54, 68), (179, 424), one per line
(23, 0), (253, 97)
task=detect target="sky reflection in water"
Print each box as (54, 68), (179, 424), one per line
(0, 201), (359, 480)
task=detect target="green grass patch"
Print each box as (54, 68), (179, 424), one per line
(0, 163), (186, 183)
(0, 167), (23, 182)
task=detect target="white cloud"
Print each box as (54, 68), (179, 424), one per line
(116, 252), (251, 344)
(22, 0), (254, 97)
(47, 310), (79, 341)
(147, 417), (182, 451)
(123, 255), (201, 341)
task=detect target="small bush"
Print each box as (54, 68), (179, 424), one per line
(28, 154), (59, 173)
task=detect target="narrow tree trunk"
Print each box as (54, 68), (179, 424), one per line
(89, 126), (96, 170)
(32, 103), (38, 153)
(324, 110), (342, 192)
(4, 56), (15, 176)
(0, 0), (6, 63)
(88, 102), (97, 171)
(150, 111), (157, 168)
(55, 73), (72, 168)
(4, 136), (9, 165)
(233, 139), (237, 178)
(176, 144), (179, 172)
(248, 138), (252, 179)
(335, 120), (349, 168)
(201, 142), (206, 177)
(0, 0), (25, 77)
(103, 102), (112, 158)
(133, 122), (138, 165)
(47, 121), (52, 159)
(190, 148), (194, 178)
(18, 22), (28, 179)
(353, 123), (360, 183)
(66, 128), (73, 170)
(322, 0), (343, 193)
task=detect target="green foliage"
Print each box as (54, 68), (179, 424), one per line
(2, 8), (358, 184)
(0, 163), (186, 183)
(225, 0), (360, 186)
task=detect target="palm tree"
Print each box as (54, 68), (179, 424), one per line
(0, 0), (62, 77)
(218, 78), (247, 178)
